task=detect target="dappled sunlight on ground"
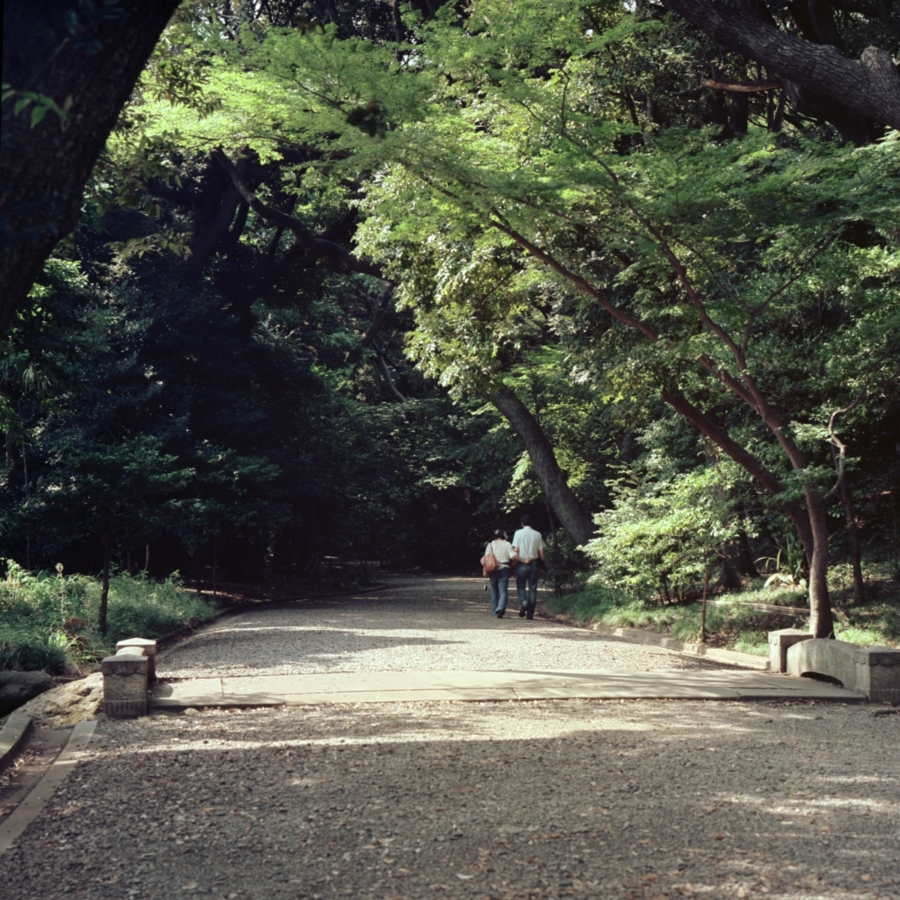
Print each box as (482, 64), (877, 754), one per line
(5, 699), (898, 900)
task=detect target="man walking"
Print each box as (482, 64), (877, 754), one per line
(511, 514), (545, 619)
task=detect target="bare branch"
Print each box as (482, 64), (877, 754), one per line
(360, 284), (395, 349)
(701, 78), (780, 92)
(212, 148), (383, 277)
(372, 342), (407, 403)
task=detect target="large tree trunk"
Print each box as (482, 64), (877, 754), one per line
(492, 385), (595, 546)
(661, 0), (900, 133)
(804, 489), (834, 638)
(1, 0), (182, 336)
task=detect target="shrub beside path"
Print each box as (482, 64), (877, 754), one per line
(2, 574), (899, 899)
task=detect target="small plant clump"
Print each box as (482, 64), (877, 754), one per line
(0, 560), (215, 674)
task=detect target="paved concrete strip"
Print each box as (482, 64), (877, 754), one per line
(150, 668), (864, 708)
(0, 719), (97, 856)
(0, 714), (33, 774)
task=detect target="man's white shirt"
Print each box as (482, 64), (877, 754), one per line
(512, 526), (545, 561)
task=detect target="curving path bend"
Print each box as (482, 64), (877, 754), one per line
(158, 574), (737, 678)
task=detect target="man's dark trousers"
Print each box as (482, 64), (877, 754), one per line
(516, 559), (540, 617)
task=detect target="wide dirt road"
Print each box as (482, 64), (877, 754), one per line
(3, 576), (899, 900)
(156, 574), (734, 679)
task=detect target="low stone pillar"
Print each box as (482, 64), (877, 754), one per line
(854, 647), (900, 705)
(116, 638), (158, 681)
(102, 650), (149, 718)
(768, 628), (812, 674)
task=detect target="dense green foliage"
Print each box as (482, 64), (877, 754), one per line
(0, 560), (214, 673)
(2, 0), (900, 661)
(547, 563), (900, 654)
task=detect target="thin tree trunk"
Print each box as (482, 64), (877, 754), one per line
(492, 385), (594, 546)
(545, 499), (559, 592)
(661, 385), (833, 637)
(22, 434), (30, 570)
(737, 517), (758, 577)
(831, 445), (865, 603)
(700, 565), (711, 643)
(374, 350), (407, 402)
(893, 459), (900, 582)
(99, 533), (112, 636)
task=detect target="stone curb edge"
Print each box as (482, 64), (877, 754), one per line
(0, 714), (34, 775)
(0, 719), (97, 856)
(538, 609), (772, 671)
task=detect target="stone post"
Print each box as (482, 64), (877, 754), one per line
(102, 649), (149, 718)
(116, 637), (158, 681)
(768, 628), (812, 674)
(854, 647), (900, 705)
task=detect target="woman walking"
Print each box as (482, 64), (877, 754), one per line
(484, 528), (515, 618)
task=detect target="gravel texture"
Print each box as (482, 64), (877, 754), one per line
(4, 701), (899, 900)
(3, 574), (899, 900)
(158, 574), (734, 679)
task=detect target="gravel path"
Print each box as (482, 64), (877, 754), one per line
(158, 574), (734, 679)
(4, 701), (899, 900)
(3, 575), (899, 900)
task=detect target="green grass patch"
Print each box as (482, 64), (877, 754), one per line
(0, 560), (216, 674)
(545, 585), (796, 655)
(547, 577), (900, 655)
(714, 582), (808, 609)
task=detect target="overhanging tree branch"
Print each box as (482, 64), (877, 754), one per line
(701, 78), (780, 92)
(211, 147), (383, 278)
(661, 0), (900, 129)
(660, 385), (816, 560)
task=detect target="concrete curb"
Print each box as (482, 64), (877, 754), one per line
(0, 719), (97, 856)
(0, 714), (34, 775)
(592, 623), (773, 670)
(150, 667), (863, 709)
(539, 609), (772, 670)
